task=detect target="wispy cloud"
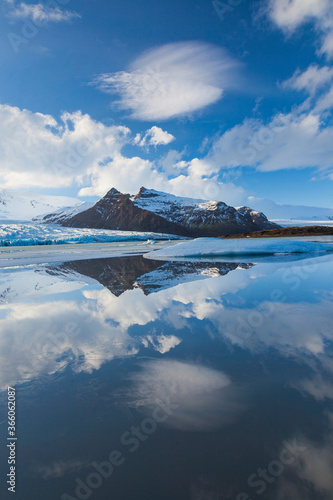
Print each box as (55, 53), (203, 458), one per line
(122, 359), (241, 431)
(32, 459), (88, 480)
(8, 2), (80, 23)
(93, 41), (240, 121)
(282, 64), (333, 95)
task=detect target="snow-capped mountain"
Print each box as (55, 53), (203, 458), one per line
(41, 186), (279, 237)
(34, 201), (94, 224)
(0, 189), (83, 221)
(53, 187), (193, 236)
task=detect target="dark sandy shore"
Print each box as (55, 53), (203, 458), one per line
(222, 225), (333, 239)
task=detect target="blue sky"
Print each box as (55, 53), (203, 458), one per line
(0, 0), (333, 211)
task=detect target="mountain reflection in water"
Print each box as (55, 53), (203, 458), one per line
(44, 255), (253, 296)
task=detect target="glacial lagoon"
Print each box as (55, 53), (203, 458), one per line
(0, 244), (333, 500)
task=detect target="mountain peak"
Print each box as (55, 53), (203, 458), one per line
(105, 187), (122, 197)
(134, 187), (160, 199)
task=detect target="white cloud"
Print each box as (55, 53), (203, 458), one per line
(78, 153), (248, 206)
(8, 2), (80, 23)
(204, 88), (333, 175)
(134, 126), (175, 147)
(201, 62), (333, 178)
(268, 0), (333, 58)
(0, 105), (130, 189)
(283, 64), (333, 94)
(78, 154), (165, 197)
(268, 0), (329, 30)
(93, 41), (239, 120)
(0, 103), (247, 206)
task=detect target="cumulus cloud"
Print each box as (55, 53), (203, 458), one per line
(268, 0), (333, 58)
(0, 105), (130, 189)
(78, 153), (248, 206)
(0, 103), (248, 206)
(134, 126), (175, 147)
(7, 1), (80, 23)
(93, 41), (239, 120)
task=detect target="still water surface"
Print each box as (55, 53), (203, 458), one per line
(0, 249), (333, 500)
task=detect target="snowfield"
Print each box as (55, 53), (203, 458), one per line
(144, 237), (333, 260)
(0, 223), (182, 247)
(33, 201), (94, 224)
(0, 189), (83, 221)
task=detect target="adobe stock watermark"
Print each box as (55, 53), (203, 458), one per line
(61, 398), (179, 500)
(213, 0), (246, 22)
(7, 0), (76, 54)
(235, 438), (307, 499)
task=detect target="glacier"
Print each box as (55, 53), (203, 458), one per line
(0, 223), (182, 247)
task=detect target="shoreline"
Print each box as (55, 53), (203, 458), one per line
(222, 225), (333, 239)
